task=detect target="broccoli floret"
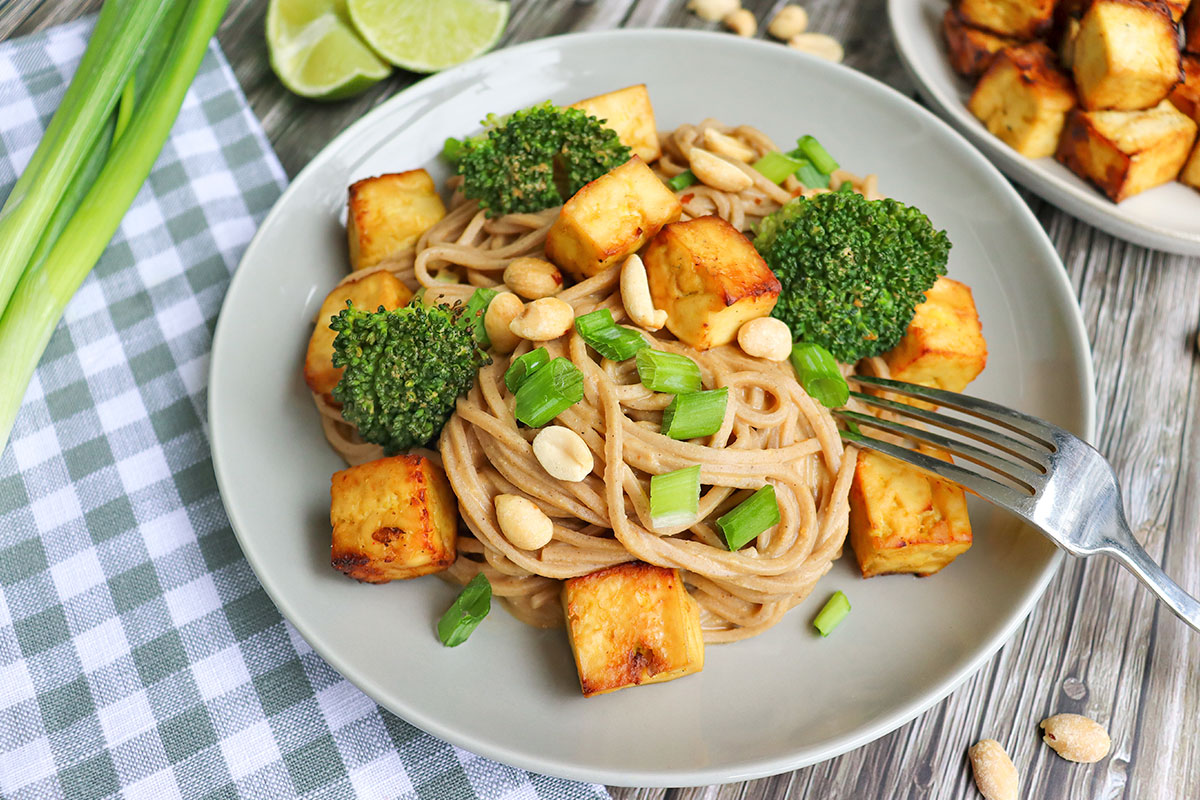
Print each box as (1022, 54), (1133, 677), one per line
(754, 191), (950, 363)
(455, 101), (631, 217)
(330, 301), (490, 454)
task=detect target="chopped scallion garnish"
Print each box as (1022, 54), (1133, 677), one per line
(661, 388), (728, 440)
(514, 357), (584, 427)
(794, 159), (830, 189)
(717, 485), (780, 550)
(442, 137), (464, 163)
(837, 180), (856, 194)
(649, 464), (702, 529)
(636, 348), (702, 394)
(667, 170), (697, 191)
(812, 590), (850, 637)
(574, 308), (647, 361)
(437, 573), (492, 646)
(795, 135), (839, 174)
(752, 151), (805, 184)
(463, 287), (498, 348)
(504, 347), (550, 393)
(789, 342), (849, 408)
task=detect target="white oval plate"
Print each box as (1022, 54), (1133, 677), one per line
(209, 29), (1095, 787)
(889, 0), (1200, 256)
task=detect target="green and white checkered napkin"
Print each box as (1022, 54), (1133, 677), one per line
(0, 18), (610, 800)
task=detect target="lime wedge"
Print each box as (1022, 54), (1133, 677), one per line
(346, 0), (509, 74)
(267, 0), (392, 100)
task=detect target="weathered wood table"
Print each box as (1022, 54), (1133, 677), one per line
(5, 1), (1198, 797)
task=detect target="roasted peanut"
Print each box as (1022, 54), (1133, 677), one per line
(723, 8), (757, 36)
(484, 292), (523, 354)
(968, 740), (1018, 800)
(510, 297), (574, 341)
(687, 0), (739, 22)
(737, 317), (792, 361)
(689, 148), (754, 192)
(532, 426), (594, 482)
(1039, 714), (1111, 763)
(620, 254), (667, 331)
(704, 128), (757, 162)
(768, 5), (809, 40)
(504, 257), (564, 299)
(494, 494), (554, 550)
(788, 32), (844, 63)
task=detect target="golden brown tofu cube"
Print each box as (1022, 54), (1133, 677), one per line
(848, 450), (973, 578)
(570, 84), (662, 163)
(544, 157), (682, 280)
(562, 563), (704, 697)
(1072, 0), (1181, 111)
(1166, 0), (1191, 20)
(883, 277), (988, 393)
(347, 170), (447, 271)
(330, 455), (458, 583)
(943, 8), (1024, 78)
(1056, 100), (1198, 200)
(955, 0), (1056, 38)
(1169, 55), (1200, 121)
(1186, 1), (1200, 53)
(968, 43), (1078, 158)
(1058, 15), (1082, 70)
(303, 271), (413, 398)
(1180, 137), (1200, 187)
(643, 216), (781, 351)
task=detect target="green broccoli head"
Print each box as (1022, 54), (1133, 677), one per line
(455, 101), (632, 217)
(754, 191), (950, 363)
(330, 301), (491, 454)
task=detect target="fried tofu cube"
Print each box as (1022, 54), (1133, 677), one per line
(968, 43), (1078, 158)
(545, 156), (682, 279)
(1169, 55), (1200, 121)
(1180, 137), (1200, 187)
(848, 450), (973, 578)
(1056, 100), (1198, 200)
(1186, 1), (1200, 53)
(304, 272), (412, 398)
(348, 170), (447, 271)
(943, 8), (1024, 78)
(955, 0), (1056, 38)
(643, 216), (781, 351)
(1058, 15), (1082, 70)
(562, 562), (704, 697)
(570, 84), (662, 163)
(330, 455), (458, 583)
(1072, 0), (1181, 111)
(1166, 0), (1191, 20)
(883, 277), (988, 392)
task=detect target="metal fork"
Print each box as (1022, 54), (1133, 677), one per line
(837, 375), (1200, 633)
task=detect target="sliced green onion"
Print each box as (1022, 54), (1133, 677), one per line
(752, 151), (805, 184)
(794, 159), (829, 189)
(463, 287), (498, 347)
(636, 348), (702, 394)
(667, 170), (697, 191)
(812, 590), (850, 637)
(649, 464), (702, 529)
(514, 357), (584, 427)
(574, 308), (647, 362)
(837, 180), (856, 194)
(504, 347), (550, 393)
(795, 135), (839, 174)
(442, 137), (464, 163)
(789, 342), (849, 408)
(661, 388), (727, 440)
(717, 485), (780, 550)
(437, 573), (492, 646)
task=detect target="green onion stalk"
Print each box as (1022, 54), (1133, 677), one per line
(0, 0), (231, 451)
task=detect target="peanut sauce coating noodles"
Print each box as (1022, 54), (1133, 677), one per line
(315, 121), (882, 643)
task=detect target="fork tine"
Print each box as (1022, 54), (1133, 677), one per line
(848, 390), (1048, 468)
(849, 375), (1057, 448)
(836, 409), (1039, 491)
(841, 427), (1031, 509)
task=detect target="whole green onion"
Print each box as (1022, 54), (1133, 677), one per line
(514, 357), (583, 427)
(504, 347), (550, 393)
(789, 342), (849, 409)
(717, 485), (780, 551)
(794, 159), (830, 190)
(437, 573), (492, 646)
(649, 464), (702, 529)
(795, 135), (839, 174)
(661, 388), (728, 440)
(752, 151), (805, 184)
(574, 308), (647, 362)
(667, 170), (697, 191)
(812, 590), (851, 637)
(463, 287), (498, 347)
(636, 348), (702, 394)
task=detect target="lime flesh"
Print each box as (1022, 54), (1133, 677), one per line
(267, 0), (391, 100)
(346, 0), (509, 74)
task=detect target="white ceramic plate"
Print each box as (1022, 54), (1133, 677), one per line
(209, 30), (1095, 787)
(889, 0), (1200, 256)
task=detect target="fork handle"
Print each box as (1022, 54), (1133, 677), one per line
(1101, 538), (1200, 633)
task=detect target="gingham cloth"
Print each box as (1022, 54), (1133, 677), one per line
(0, 18), (610, 800)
